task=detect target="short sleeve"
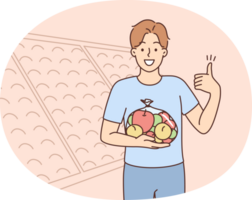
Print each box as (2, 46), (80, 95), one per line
(179, 79), (199, 115)
(103, 81), (126, 123)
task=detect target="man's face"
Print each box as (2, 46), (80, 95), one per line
(131, 33), (168, 72)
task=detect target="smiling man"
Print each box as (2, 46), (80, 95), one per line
(101, 19), (221, 199)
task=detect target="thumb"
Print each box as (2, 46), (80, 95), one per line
(207, 62), (213, 76)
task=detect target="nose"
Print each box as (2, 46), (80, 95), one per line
(147, 48), (150, 57)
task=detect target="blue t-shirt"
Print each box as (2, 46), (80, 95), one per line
(103, 76), (198, 167)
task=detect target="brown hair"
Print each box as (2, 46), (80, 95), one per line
(130, 19), (170, 49)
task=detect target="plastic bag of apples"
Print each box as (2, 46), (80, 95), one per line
(126, 99), (178, 144)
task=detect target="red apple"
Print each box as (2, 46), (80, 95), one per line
(159, 112), (175, 129)
(146, 131), (155, 138)
(133, 110), (154, 132)
(163, 138), (172, 143)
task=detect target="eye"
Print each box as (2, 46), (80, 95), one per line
(141, 48), (144, 52)
(155, 48), (157, 52)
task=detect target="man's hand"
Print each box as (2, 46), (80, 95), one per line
(194, 62), (220, 94)
(187, 61), (221, 134)
(135, 135), (170, 149)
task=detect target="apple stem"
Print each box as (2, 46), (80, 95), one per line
(143, 109), (147, 116)
(164, 120), (167, 123)
(162, 126), (165, 132)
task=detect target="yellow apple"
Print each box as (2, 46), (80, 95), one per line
(127, 125), (143, 138)
(155, 123), (171, 140)
(155, 137), (162, 143)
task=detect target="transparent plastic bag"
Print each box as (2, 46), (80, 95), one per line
(126, 99), (178, 144)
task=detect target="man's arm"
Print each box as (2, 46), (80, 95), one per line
(186, 89), (220, 134)
(186, 62), (221, 134)
(101, 119), (141, 147)
(101, 119), (170, 149)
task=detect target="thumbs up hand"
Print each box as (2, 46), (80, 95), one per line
(194, 62), (220, 94)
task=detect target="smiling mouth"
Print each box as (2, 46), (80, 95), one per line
(144, 59), (155, 66)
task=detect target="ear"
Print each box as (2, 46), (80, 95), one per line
(162, 49), (168, 57)
(131, 48), (136, 57)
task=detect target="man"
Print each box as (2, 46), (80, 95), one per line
(101, 19), (221, 199)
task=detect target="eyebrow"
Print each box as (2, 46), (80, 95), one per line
(140, 42), (160, 44)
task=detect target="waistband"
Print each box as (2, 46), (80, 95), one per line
(124, 161), (184, 169)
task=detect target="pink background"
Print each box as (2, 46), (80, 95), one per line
(1, 0), (251, 199)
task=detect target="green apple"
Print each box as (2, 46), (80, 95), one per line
(150, 127), (155, 132)
(170, 129), (177, 139)
(128, 115), (133, 125)
(153, 114), (162, 126)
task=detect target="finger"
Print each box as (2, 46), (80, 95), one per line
(152, 143), (170, 148)
(195, 83), (202, 87)
(145, 138), (155, 142)
(194, 82), (203, 87)
(194, 84), (202, 90)
(194, 79), (202, 84)
(207, 62), (213, 77)
(194, 74), (206, 79)
(142, 135), (155, 141)
(194, 75), (205, 80)
(156, 143), (170, 148)
(194, 76), (203, 81)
